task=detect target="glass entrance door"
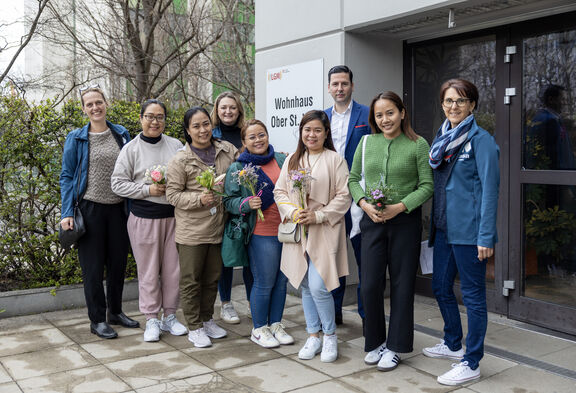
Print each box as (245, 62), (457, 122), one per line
(508, 15), (576, 334)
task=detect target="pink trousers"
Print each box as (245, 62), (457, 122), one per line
(127, 214), (180, 318)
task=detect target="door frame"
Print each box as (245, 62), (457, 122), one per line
(506, 12), (576, 335)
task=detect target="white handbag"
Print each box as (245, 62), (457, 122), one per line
(278, 222), (301, 243)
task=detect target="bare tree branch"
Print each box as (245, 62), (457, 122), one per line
(0, 0), (50, 85)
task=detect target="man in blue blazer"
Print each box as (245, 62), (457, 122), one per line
(324, 65), (370, 326)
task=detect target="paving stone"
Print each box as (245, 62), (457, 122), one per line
(289, 379), (364, 392)
(0, 365), (11, 384)
(220, 357), (330, 392)
(0, 382), (22, 392)
(290, 341), (373, 378)
(281, 305), (307, 325)
(405, 352), (517, 382)
(0, 328), (73, 357)
(57, 323), (105, 345)
(539, 343), (576, 370)
(468, 364), (576, 392)
(81, 334), (174, 363)
(105, 350), (211, 389)
(485, 327), (575, 359)
(185, 338), (281, 370)
(0, 315), (52, 336)
(341, 366), (454, 393)
(135, 373), (254, 392)
(17, 365), (131, 393)
(1, 345), (98, 380)
(42, 309), (91, 327)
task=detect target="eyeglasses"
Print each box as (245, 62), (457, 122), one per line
(442, 98), (471, 107)
(143, 114), (166, 123)
(79, 84), (101, 94)
(245, 133), (267, 142)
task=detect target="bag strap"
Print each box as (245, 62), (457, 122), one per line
(361, 135), (368, 182)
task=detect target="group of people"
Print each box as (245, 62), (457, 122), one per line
(60, 65), (499, 387)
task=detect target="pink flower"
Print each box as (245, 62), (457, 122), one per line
(150, 170), (163, 183)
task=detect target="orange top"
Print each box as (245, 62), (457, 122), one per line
(253, 159), (282, 236)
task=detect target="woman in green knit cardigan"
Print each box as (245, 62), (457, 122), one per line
(348, 91), (433, 372)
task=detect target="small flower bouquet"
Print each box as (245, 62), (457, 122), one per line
(196, 166), (226, 196)
(365, 175), (395, 211)
(288, 168), (314, 238)
(232, 163), (267, 221)
(289, 168), (314, 209)
(145, 165), (167, 184)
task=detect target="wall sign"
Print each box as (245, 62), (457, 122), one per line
(265, 59), (324, 153)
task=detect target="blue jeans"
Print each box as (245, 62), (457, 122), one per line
(248, 235), (287, 328)
(432, 229), (487, 370)
(301, 259), (336, 335)
(218, 265), (253, 302)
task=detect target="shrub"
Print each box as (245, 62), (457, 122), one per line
(0, 96), (186, 291)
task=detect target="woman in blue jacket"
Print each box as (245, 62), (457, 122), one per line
(60, 86), (139, 339)
(423, 79), (499, 386)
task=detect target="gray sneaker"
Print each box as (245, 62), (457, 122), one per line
(203, 319), (227, 339)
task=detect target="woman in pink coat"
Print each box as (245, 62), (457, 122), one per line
(274, 110), (351, 363)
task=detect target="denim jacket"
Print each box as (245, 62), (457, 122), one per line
(60, 121), (130, 219)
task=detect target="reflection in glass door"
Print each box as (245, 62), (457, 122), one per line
(521, 28), (576, 309)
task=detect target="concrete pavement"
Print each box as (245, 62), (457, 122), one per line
(1, 288), (575, 392)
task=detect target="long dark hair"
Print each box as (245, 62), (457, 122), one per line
(368, 91), (419, 142)
(182, 106), (211, 144)
(287, 110), (335, 171)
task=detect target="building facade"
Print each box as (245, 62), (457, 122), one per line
(255, 0), (576, 335)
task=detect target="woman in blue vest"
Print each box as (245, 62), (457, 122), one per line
(423, 79), (500, 386)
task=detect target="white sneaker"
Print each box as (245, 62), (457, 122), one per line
(298, 336), (322, 360)
(423, 340), (465, 360)
(251, 326), (280, 348)
(320, 334), (338, 363)
(247, 303), (252, 319)
(160, 314), (187, 336)
(437, 361), (481, 385)
(203, 319), (227, 339)
(188, 327), (212, 348)
(220, 303), (240, 324)
(377, 349), (400, 371)
(270, 322), (294, 345)
(143, 318), (161, 342)
(364, 342), (386, 365)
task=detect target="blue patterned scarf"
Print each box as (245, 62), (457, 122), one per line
(237, 145), (277, 211)
(429, 114), (474, 169)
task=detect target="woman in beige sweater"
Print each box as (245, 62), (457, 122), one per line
(274, 110), (351, 363)
(166, 106), (238, 348)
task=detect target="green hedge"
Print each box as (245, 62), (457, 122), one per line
(0, 96), (187, 291)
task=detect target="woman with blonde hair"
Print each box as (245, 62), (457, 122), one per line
(210, 90), (252, 324)
(60, 86), (139, 339)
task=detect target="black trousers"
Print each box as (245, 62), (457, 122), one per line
(77, 200), (129, 323)
(360, 208), (421, 353)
